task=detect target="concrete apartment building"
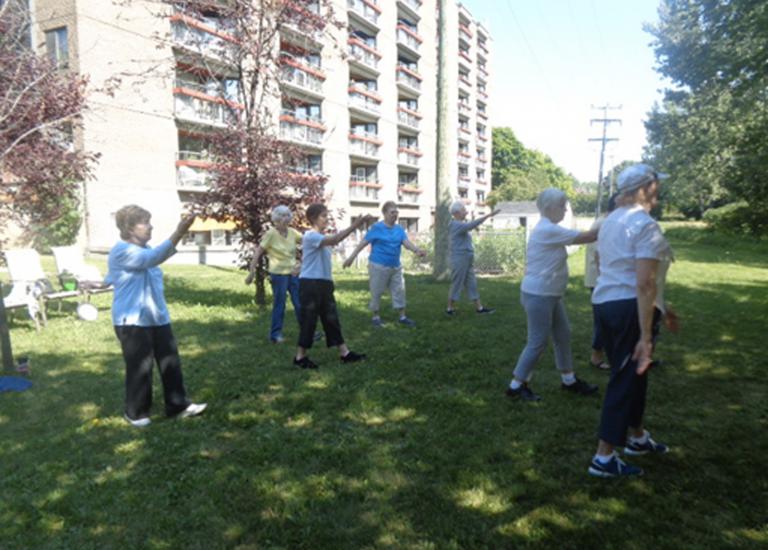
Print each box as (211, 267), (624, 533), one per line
(27, 0), (491, 264)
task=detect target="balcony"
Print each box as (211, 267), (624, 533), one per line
(347, 0), (381, 29)
(349, 132), (382, 158)
(459, 125), (471, 136)
(176, 164), (212, 191)
(280, 54), (325, 98)
(457, 177), (470, 189)
(478, 65), (489, 80)
(173, 92), (237, 127)
(350, 176), (382, 202)
(476, 178), (489, 186)
(477, 88), (489, 100)
(171, 11), (238, 64)
(458, 101), (471, 114)
(476, 156), (488, 164)
(397, 0), (422, 18)
(396, 65), (422, 95)
(459, 50), (472, 66)
(459, 75), (472, 91)
(348, 37), (381, 74)
(458, 151), (472, 161)
(279, 112), (325, 147)
(397, 107), (421, 131)
(348, 86), (382, 116)
(477, 133), (488, 142)
(398, 147), (422, 167)
(396, 25), (422, 56)
(459, 23), (473, 40)
(398, 185), (422, 204)
(281, 1), (324, 45)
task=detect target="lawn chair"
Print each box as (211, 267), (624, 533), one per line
(1, 277), (43, 331)
(51, 245), (112, 301)
(3, 249), (79, 328)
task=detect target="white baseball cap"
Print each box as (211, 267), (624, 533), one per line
(616, 163), (669, 193)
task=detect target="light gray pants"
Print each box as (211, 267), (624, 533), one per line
(368, 261), (406, 311)
(449, 254), (479, 302)
(513, 291), (573, 381)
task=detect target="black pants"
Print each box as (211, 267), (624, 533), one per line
(115, 324), (190, 419)
(595, 299), (649, 446)
(298, 279), (344, 349)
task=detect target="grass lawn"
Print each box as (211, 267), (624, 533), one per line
(1, 223), (766, 549)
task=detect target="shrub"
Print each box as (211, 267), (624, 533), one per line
(703, 201), (768, 236)
(472, 229), (527, 275)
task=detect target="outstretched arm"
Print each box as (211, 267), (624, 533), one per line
(320, 215), (377, 247)
(403, 238), (427, 257)
(343, 239), (370, 268)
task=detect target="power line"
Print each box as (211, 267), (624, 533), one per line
(589, 104), (621, 216)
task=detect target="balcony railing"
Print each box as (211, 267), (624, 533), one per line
(476, 156), (488, 164)
(398, 147), (421, 167)
(459, 23), (473, 39)
(171, 11), (238, 63)
(280, 108), (324, 126)
(458, 101), (471, 114)
(477, 133), (488, 142)
(175, 79), (242, 105)
(350, 177), (382, 201)
(349, 133), (381, 157)
(349, 87), (382, 114)
(281, 65), (324, 95)
(459, 50), (472, 64)
(347, 0), (380, 27)
(397, 107), (421, 130)
(477, 109), (488, 119)
(396, 25), (422, 53)
(348, 38), (381, 71)
(177, 164), (211, 190)
(459, 76), (472, 89)
(457, 177), (470, 189)
(396, 66), (422, 91)
(478, 40), (489, 54)
(174, 94), (235, 127)
(398, 0), (422, 12)
(398, 185), (422, 204)
(280, 119), (325, 146)
(458, 151), (471, 160)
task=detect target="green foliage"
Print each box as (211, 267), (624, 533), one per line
(702, 201), (768, 236)
(490, 127), (575, 205)
(1, 225), (767, 548)
(28, 194), (82, 250)
(472, 229), (526, 275)
(644, 0), (768, 226)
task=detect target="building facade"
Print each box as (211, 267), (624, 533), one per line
(28, 0), (491, 264)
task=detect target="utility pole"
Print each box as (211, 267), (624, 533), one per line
(433, 0), (452, 280)
(589, 104), (621, 217)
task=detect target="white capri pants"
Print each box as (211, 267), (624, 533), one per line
(368, 261), (406, 311)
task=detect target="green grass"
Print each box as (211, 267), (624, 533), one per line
(1, 223), (767, 549)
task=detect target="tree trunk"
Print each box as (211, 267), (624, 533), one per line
(0, 282), (14, 371)
(433, 0), (452, 281)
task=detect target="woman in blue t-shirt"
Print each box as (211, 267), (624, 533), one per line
(343, 201), (426, 327)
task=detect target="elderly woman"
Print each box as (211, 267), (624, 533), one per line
(245, 205), (303, 343)
(506, 188), (599, 401)
(342, 201), (427, 327)
(106, 205), (206, 428)
(588, 164), (674, 478)
(446, 201), (500, 315)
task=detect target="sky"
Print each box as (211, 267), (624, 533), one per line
(461, 0), (669, 182)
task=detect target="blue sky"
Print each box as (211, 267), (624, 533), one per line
(461, 0), (669, 182)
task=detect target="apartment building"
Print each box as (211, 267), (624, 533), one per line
(27, 0), (491, 264)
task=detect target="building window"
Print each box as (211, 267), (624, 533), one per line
(399, 217), (418, 233)
(45, 27), (69, 69)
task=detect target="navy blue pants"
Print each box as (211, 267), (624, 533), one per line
(595, 299), (649, 445)
(269, 273), (300, 341)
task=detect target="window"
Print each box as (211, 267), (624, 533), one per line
(45, 27), (69, 69)
(398, 218), (418, 233)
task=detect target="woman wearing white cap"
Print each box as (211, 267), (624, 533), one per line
(588, 163), (675, 478)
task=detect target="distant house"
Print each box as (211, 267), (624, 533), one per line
(490, 200), (575, 240)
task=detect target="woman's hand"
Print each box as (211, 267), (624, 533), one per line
(633, 338), (654, 375)
(244, 271), (255, 285)
(342, 257), (354, 269)
(664, 308), (680, 334)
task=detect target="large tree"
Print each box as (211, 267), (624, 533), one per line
(489, 127), (575, 205)
(1, 0), (96, 370)
(644, 0), (768, 223)
(152, 0), (336, 304)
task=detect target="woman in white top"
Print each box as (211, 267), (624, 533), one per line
(587, 163), (676, 479)
(506, 189), (598, 401)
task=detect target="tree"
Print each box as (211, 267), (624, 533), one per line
(489, 127), (575, 206)
(0, 0), (96, 370)
(147, 0), (336, 304)
(644, 0), (768, 227)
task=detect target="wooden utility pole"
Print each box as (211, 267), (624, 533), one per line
(589, 104), (621, 217)
(0, 282), (13, 371)
(433, 0), (452, 279)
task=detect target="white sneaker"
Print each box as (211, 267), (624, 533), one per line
(124, 413), (151, 428)
(176, 403), (207, 419)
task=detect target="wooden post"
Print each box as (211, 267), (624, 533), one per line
(0, 282), (14, 371)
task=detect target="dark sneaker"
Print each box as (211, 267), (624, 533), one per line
(293, 356), (319, 369)
(588, 454), (643, 478)
(341, 351), (366, 364)
(445, 308), (456, 316)
(398, 317), (416, 327)
(624, 435), (669, 456)
(561, 377), (599, 396)
(371, 317), (385, 328)
(505, 384), (541, 402)
(476, 307), (495, 314)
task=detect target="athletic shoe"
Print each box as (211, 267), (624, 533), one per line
(505, 384), (541, 402)
(445, 308), (456, 316)
(371, 317), (385, 328)
(293, 356), (319, 369)
(176, 403), (207, 418)
(398, 317), (416, 327)
(588, 454), (643, 478)
(123, 413), (151, 428)
(476, 307), (495, 314)
(270, 335), (285, 344)
(561, 377), (599, 396)
(340, 351), (366, 364)
(624, 434), (669, 456)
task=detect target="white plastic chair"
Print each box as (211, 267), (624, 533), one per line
(51, 245), (112, 300)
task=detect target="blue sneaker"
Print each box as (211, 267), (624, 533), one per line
(624, 434), (669, 456)
(398, 317), (416, 327)
(588, 454), (643, 478)
(372, 317), (385, 328)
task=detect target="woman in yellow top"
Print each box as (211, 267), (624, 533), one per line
(245, 205), (302, 343)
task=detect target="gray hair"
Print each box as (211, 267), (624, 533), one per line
(271, 205), (292, 223)
(536, 188), (567, 214)
(449, 200), (465, 215)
